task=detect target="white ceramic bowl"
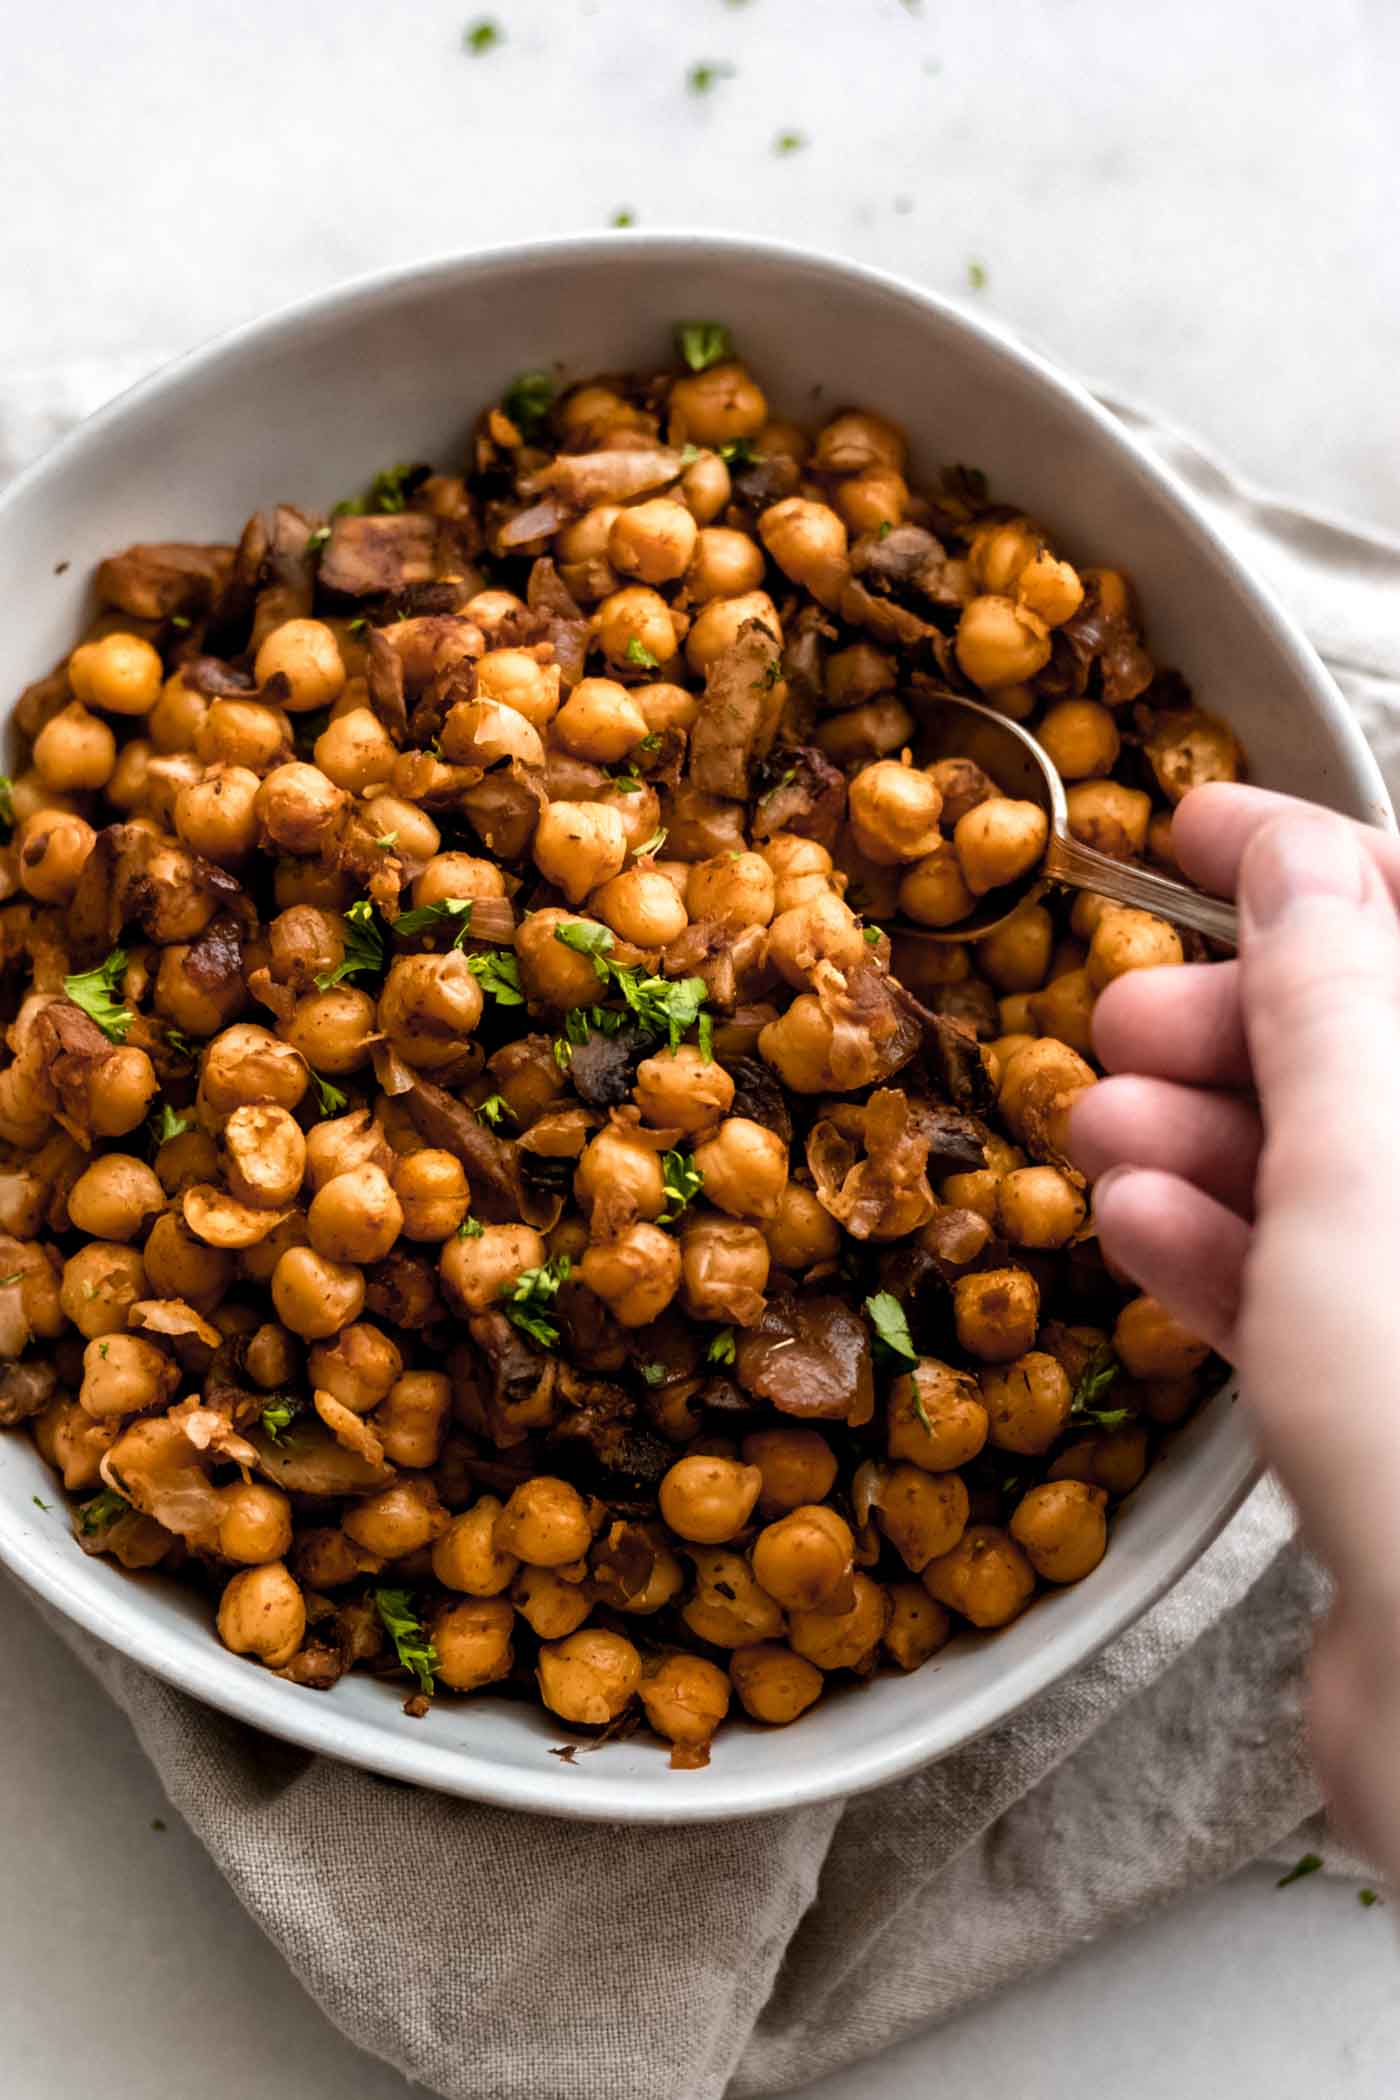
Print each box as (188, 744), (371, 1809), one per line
(0, 234), (1386, 1822)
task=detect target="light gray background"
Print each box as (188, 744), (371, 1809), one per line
(2, 1), (1399, 2093)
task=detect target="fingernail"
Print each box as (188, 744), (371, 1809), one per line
(1241, 814), (1370, 931)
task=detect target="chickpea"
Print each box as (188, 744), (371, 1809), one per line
(897, 842), (976, 928)
(492, 1476), (592, 1568)
(362, 795), (441, 865)
(460, 651), (554, 733)
(847, 758), (943, 867)
(955, 595), (1051, 691)
(623, 1054), (730, 1148)
(686, 850), (776, 931)
(200, 1023), (308, 1118)
(303, 1108), (393, 1193)
(307, 1163), (403, 1265)
(788, 1571), (889, 1672)
(752, 1505), (854, 1612)
(253, 618), (346, 711)
(313, 707), (399, 792)
(217, 1481), (294, 1566)
(512, 1564), (592, 1640)
(683, 526), (765, 604)
(590, 863), (688, 948)
(68, 631), (164, 715)
(670, 360), (767, 446)
(66, 1154), (163, 1242)
(307, 1322), (402, 1413)
(980, 1350), (1073, 1454)
(376, 954), (481, 1070)
(813, 409), (906, 476)
(60, 1241), (147, 1339)
(254, 761), (346, 857)
(552, 677), (649, 765)
(996, 1164), (1086, 1249)
(272, 857), (354, 914)
(432, 1496), (519, 1595)
(34, 1397), (114, 1492)
(631, 681), (699, 739)
(998, 1037), (1096, 1162)
(639, 1652), (731, 1751)
(680, 1214), (770, 1324)
(84, 1046), (158, 1140)
(223, 1103), (306, 1210)
(1064, 779), (1152, 861)
(689, 1118), (786, 1225)
(1027, 968), (1095, 1058)
(1113, 1294), (1210, 1380)
(217, 1562), (305, 1667)
(663, 785), (747, 863)
(537, 1628), (640, 1724)
(144, 751), (203, 828)
(822, 643), (893, 711)
(681, 1550), (786, 1648)
(884, 1582), (953, 1671)
(407, 855), (505, 919)
(593, 584), (680, 672)
(433, 1598), (515, 1693)
(170, 765), (260, 865)
(1036, 698), (1119, 782)
(923, 1524), (1035, 1628)
(574, 1125), (666, 1224)
(392, 1149), (469, 1242)
(440, 697), (544, 772)
(439, 1222), (545, 1315)
(888, 1360), (988, 1471)
(195, 696), (289, 774)
(532, 799), (628, 905)
(17, 810), (96, 903)
(953, 798), (1048, 896)
(679, 448), (732, 524)
(977, 904), (1053, 995)
(576, 1222), (681, 1327)
(835, 467), (908, 534)
(761, 1181), (841, 1271)
(343, 1477), (449, 1560)
(758, 497), (848, 595)
(244, 1322), (298, 1392)
(728, 1643), (824, 1725)
(144, 672), (206, 754)
(659, 1454), (763, 1544)
(281, 986), (375, 1078)
(1086, 907), (1184, 991)
(761, 834), (834, 912)
(557, 502), (621, 573)
(512, 908), (606, 1010)
(1006, 1480), (1108, 1585)
(1050, 1422), (1150, 1497)
(953, 1266), (1040, 1363)
(602, 498), (696, 587)
(870, 1464), (969, 1572)
(34, 702), (116, 792)
(684, 589), (781, 677)
(737, 1429), (835, 1520)
(270, 1245), (364, 1340)
(78, 1331), (178, 1421)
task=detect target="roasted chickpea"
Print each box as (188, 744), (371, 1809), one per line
(756, 995), (844, 1095)
(822, 642), (893, 711)
(313, 706), (399, 792)
(307, 1163), (403, 1265)
(639, 1652), (730, 1751)
(532, 799), (628, 905)
(217, 1562), (305, 1667)
(996, 1164), (1086, 1249)
(66, 1154), (163, 1242)
(391, 1149), (469, 1243)
(680, 1214), (771, 1325)
(686, 850), (776, 931)
(84, 1046), (158, 1140)
(212, 1106), (305, 1218)
(922, 1525), (1035, 1628)
(659, 1454), (763, 1544)
(1010, 1481), (1109, 1584)
(196, 696), (290, 773)
(1143, 706), (1243, 804)
(1113, 1294), (1210, 1380)
(670, 360), (767, 446)
(145, 672), (207, 754)
(978, 903), (1053, 994)
(835, 467), (908, 534)
(592, 584), (679, 672)
(78, 1331), (178, 1421)
(17, 810), (96, 903)
(432, 1598), (514, 1693)
(254, 761), (346, 856)
(303, 1108), (393, 1193)
(281, 985), (376, 1077)
(439, 1222), (545, 1315)
(888, 1360), (988, 1471)
(897, 841), (977, 928)
(741, 1425), (838, 1515)
(998, 1037), (1096, 1161)
(537, 1627), (640, 1723)
(576, 1222), (682, 1327)
(1027, 968), (1095, 1058)
(953, 798), (1048, 895)
(253, 618), (346, 712)
(690, 1118), (787, 1222)
(813, 409), (905, 475)
(199, 1023), (308, 1118)
(1050, 1422), (1150, 1497)
(678, 527), (761, 607)
(848, 758), (944, 866)
(547, 678), (645, 766)
(588, 864), (686, 949)
(601, 498), (696, 586)
(751, 1505), (854, 1613)
(788, 1571), (889, 1672)
(375, 954), (481, 1071)
(59, 1241), (148, 1339)
(513, 908), (610, 1010)
(684, 589), (781, 677)
(430, 1495), (519, 1596)
(307, 1322), (402, 1413)
(512, 1564), (592, 1639)
(869, 1464), (969, 1572)
(760, 833), (833, 912)
(1086, 907), (1184, 991)
(681, 1549), (786, 1648)
(883, 1583), (953, 1671)
(574, 1125), (666, 1224)
(728, 1643), (823, 1724)
(34, 702), (116, 792)
(343, 1477), (449, 1560)
(68, 631), (164, 715)
(955, 595), (1051, 691)
(761, 1181), (841, 1270)
(979, 1350), (1073, 1454)
(758, 497), (847, 595)
(1064, 779), (1152, 861)
(217, 1481), (294, 1566)
(270, 1245), (364, 1340)
(170, 765), (260, 865)
(952, 1266), (1040, 1363)
(1037, 698), (1120, 781)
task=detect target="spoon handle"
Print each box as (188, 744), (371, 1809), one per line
(1045, 832), (1239, 948)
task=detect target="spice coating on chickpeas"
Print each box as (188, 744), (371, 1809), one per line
(0, 328), (1226, 1757)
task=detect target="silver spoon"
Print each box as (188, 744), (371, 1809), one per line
(906, 689), (1239, 947)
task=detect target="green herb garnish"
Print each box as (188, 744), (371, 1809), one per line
(373, 1587), (439, 1697)
(501, 1255), (572, 1350)
(774, 131), (805, 155)
(624, 636), (661, 670)
(611, 766), (644, 794)
(1276, 1854), (1323, 1890)
(0, 1272), (23, 1287)
(392, 896), (475, 947)
(865, 1292), (917, 1367)
(502, 369), (555, 440)
(697, 1011), (714, 1063)
(705, 1328), (736, 1367)
(149, 1105), (194, 1148)
(310, 1072), (348, 1117)
(676, 321), (733, 372)
(466, 949), (525, 1006)
(457, 1215), (485, 1239)
(317, 898), (385, 989)
(476, 1094), (514, 1129)
(75, 1488), (131, 1536)
(332, 463), (424, 519)
(164, 1027), (196, 1061)
(611, 209), (635, 228)
(554, 920), (616, 980)
(636, 732), (662, 754)
(717, 436), (757, 467)
(967, 260), (987, 290)
(686, 62), (735, 95)
(305, 525), (331, 556)
(1360, 1888), (1383, 1908)
(640, 1362), (668, 1386)
(0, 778), (16, 832)
(259, 1395), (305, 1444)
(634, 826), (668, 858)
(64, 948), (132, 1043)
(659, 1150), (703, 1224)
(463, 17), (501, 54)
(31, 1495), (50, 1513)
(1070, 1344), (1132, 1430)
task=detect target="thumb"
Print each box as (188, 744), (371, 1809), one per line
(1236, 811), (1400, 1598)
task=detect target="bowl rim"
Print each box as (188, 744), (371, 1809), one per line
(0, 228), (1387, 1822)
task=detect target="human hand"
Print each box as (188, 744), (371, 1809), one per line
(1070, 782), (1400, 1884)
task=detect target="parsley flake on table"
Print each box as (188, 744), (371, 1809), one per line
(316, 898), (384, 989)
(967, 260), (988, 290)
(64, 948), (132, 1043)
(686, 61), (736, 95)
(774, 130), (806, 155)
(373, 1588), (439, 1697)
(675, 321), (733, 372)
(463, 17), (502, 55)
(1276, 1853), (1323, 1889)
(501, 1256), (572, 1350)
(392, 896), (475, 946)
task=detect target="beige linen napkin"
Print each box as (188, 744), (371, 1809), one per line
(6, 370), (1397, 2100)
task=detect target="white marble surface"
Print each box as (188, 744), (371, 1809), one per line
(3, 1), (1400, 2092)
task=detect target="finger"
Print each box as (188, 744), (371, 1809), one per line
(1090, 1166), (1249, 1357)
(1234, 811), (1400, 1603)
(1069, 1075), (1262, 1218)
(1173, 782), (1400, 905)
(1092, 961), (1253, 1088)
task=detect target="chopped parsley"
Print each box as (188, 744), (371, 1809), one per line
(64, 948), (132, 1043)
(259, 1395), (305, 1443)
(373, 1587), (438, 1697)
(967, 260), (988, 291)
(659, 1150), (703, 1224)
(610, 765), (644, 794)
(457, 1215), (485, 1239)
(877, 519), (893, 540)
(75, 1488), (131, 1535)
(1276, 1854), (1323, 1890)
(392, 896), (475, 947)
(865, 1291), (918, 1368)
(1360, 1888), (1383, 1908)
(1070, 1344), (1132, 1430)
(634, 826), (668, 858)
(149, 1105), (194, 1148)
(551, 924), (710, 1050)
(686, 62), (735, 95)
(774, 130), (806, 155)
(716, 436), (757, 467)
(331, 462), (426, 519)
(501, 1255), (572, 1350)
(611, 209), (636, 228)
(0, 1271), (23, 1287)
(466, 949), (525, 1006)
(863, 926), (882, 945)
(476, 1094), (513, 1129)
(305, 525), (331, 556)
(164, 1027), (196, 1061)
(640, 1362), (669, 1386)
(705, 1328), (736, 1367)
(374, 831), (399, 850)
(463, 18), (502, 55)
(636, 732), (662, 754)
(0, 777), (15, 832)
(624, 636), (661, 670)
(316, 898), (384, 989)
(309, 1072), (348, 1117)
(347, 616), (370, 636)
(675, 321), (733, 372)
(554, 921), (616, 981)
(31, 1495), (50, 1513)
(502, 369), (555, 441)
